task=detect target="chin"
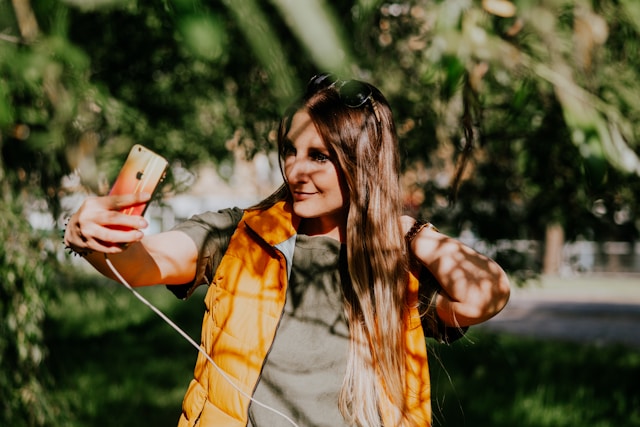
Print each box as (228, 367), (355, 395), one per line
(292, 203), (316, 218)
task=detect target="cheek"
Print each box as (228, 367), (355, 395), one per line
(333, 171), (349, 205)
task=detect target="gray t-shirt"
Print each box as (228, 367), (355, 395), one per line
(247, 234), (349, 427)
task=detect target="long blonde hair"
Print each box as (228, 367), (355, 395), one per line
(260, 81), (413, 426)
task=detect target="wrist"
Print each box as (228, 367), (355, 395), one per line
(404, 219), (438, 245)
(61, 217), (93, 257)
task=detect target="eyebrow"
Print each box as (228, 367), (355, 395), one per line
(308, 145), (331, 155)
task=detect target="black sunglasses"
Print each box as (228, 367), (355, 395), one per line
(306, 73), (381, 123)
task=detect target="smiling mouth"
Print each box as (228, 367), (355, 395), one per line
(293, 191), (316, 201)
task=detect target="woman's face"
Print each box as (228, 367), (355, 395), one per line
(283, 110), (348, 235)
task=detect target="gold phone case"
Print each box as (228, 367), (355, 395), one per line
(108, 144), (168, 216)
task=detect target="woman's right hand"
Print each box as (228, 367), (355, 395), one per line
(64, 192), (152, 254)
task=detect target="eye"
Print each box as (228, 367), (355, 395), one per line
(310, 150), (330, 163)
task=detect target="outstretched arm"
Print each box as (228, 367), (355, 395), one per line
(402, 216), (511, 327)
(64, 193), (198, 287)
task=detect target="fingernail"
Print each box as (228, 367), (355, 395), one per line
(138, 218), (148, 228)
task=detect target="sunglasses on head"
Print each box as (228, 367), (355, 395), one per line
(306, 73), (381, 123)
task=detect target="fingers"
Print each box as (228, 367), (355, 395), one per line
(65, 193), (152, 254)
(77, 217), (145, 254)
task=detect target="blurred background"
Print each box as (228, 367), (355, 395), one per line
(1, 0), (639, 426)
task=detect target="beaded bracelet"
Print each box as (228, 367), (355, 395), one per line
(404, 219), (439, 244)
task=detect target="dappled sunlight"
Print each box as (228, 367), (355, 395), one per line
(417, 235), (511, 328)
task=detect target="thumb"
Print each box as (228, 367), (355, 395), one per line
(108, 192), (152, 210)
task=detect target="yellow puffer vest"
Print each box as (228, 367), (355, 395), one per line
(177, 201), (431, 427)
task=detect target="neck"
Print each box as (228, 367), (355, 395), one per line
(298, 217), (346, 242)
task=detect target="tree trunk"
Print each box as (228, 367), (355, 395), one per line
(543, 222), (565, 275)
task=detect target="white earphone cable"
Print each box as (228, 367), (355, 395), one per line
(103, 254), (300, 427)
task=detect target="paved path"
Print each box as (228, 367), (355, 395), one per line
(478, 275), (640, 348)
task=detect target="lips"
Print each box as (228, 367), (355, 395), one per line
(292, 190), (316, 201)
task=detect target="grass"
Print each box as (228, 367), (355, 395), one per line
(43, 274), (640, 427)
(428, 331), (640, 427)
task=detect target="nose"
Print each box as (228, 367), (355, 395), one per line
(284, 156), (310, 183)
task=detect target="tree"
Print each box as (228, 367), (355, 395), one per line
(349, 0), (640, 278)
(0, 0), (82, 424)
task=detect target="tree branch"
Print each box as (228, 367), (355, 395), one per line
(0, 32), (23, 44)
(10, 0), (39, 43)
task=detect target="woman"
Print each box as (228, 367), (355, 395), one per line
(63, 74), (510, 427)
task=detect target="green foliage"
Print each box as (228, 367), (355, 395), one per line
(29, 0), (309, 193)
(4, 0), (638, 245)
(45, 278), (205, 426)
(0, 199), (62, 426)
(0, 6), (92, 212)
(364, 0), (640, 251)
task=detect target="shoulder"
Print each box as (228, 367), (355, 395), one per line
(174, 207), (245, 233)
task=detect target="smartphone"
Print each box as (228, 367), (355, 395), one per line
(108, 144), (169, 217)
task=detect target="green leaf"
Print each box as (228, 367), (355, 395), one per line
(178, 14), (226, 61)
